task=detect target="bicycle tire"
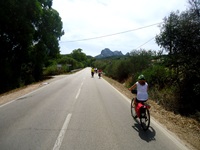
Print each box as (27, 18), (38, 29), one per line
(140, 108), (150, 131)
(131, 98), (136, 118)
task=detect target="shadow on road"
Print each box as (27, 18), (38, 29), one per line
(132, 119), (156, 142)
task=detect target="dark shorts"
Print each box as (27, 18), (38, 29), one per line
(136, 98), (147, 103)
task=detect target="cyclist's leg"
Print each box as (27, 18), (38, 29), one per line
(132, 97), (136, 107)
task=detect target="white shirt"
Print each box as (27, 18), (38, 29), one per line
(136, 82), (148, 101)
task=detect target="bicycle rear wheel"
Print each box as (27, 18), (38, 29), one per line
(140, 108), (150, 131)
(131, 98), (136, 118)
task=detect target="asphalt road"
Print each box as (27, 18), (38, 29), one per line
(0, 68), (189, 150)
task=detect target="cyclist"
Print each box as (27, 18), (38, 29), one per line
(98, 69), (102, 78)
(129, 74), (148, 118)
(91, 67), (95, 77)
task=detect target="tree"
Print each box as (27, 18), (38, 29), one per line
(70, 49), (87, 68)
(188, 0), (200, 17)
(155, 5), (200, 113)
(0, 0), (42, 91)
(33, 6), (64, 80)
(0, 0), (64, 93)
(71, 49), (86, 61)
(129, 49), (153, 76)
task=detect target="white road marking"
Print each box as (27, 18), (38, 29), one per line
(0, 100), (15, 108)
(151, 119), (189, 150)
(0, 83), (50, 108)
(0, 75), (70, 108)
(75, 88), (81, 99)
(53, 113), (72, 150)
(75, 82), (84, 99)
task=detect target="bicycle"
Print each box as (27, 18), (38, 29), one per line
(131, 90), (151, 131)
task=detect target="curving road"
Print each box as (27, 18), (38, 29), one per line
(0, 68), (189, 150)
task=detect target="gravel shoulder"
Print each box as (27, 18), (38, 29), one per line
(0, 74), (199, 150)
(0, 75), (66, 106)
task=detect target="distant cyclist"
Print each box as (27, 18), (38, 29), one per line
(128, 74), (148, 118)
(98, 69), (103, 78)
(91, 67), (95, 77)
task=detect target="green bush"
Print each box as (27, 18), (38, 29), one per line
(142, 65), (171, 89)
(43, 65), (58, 76)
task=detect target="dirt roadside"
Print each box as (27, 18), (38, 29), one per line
(0, 75), (66, 106)
(0, 75), (199, 150)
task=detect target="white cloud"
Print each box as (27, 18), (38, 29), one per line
(52, 0), (188, 56)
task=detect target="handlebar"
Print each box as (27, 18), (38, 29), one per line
(131, 89), (137, 94)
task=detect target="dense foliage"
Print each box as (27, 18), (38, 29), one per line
(0, 0), (64, 93)
(155, 0), (200, 114)
(93, 50), (154, 82)
(43, 49), (95, 75)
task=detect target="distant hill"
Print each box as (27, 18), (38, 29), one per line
(95, 48), (124, 59)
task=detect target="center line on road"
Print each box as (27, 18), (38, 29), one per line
(53, 113), (72, 150)
(75, 88), (81, 99)
(75, 82), (84, 99)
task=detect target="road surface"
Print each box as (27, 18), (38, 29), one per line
(0, 68), (189, 150)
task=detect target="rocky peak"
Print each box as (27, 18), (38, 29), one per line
(95, 48), (124, 58)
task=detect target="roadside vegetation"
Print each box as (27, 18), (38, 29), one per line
(43, 48), (95, 76)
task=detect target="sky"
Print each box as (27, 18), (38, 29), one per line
(52, 0), (188, 57)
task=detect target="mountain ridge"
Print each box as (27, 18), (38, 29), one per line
(95, 48), (124, 59)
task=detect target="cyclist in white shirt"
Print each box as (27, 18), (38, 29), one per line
(129, 74), (148, 118)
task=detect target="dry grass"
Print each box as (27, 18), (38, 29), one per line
(103, 76), (200, 150)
